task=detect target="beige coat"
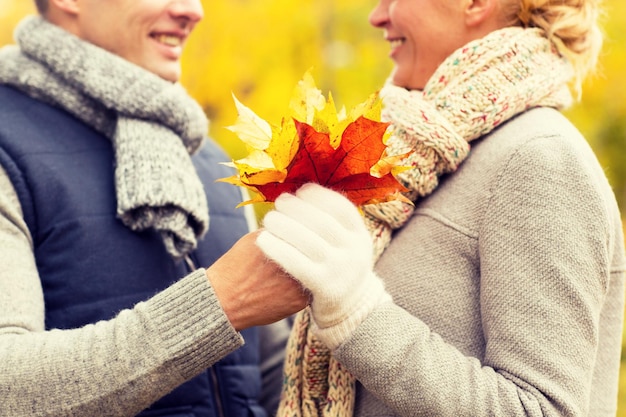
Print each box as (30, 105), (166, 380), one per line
(336, 108), (626, 416)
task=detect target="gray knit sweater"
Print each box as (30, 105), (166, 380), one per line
(0, 161), (289, 415)
(335, 108), (626, 416)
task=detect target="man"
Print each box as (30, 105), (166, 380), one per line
(0, 0), (307, 416)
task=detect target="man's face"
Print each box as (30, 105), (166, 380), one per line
(74, 0), (204, 82)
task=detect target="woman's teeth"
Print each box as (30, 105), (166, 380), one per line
(155, 35), (182, 47)
(390, 39), (404, 49)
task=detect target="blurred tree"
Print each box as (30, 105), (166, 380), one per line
(0, 0), (35, 39)
(2, 0), (624, 247)
(1, 0), (626, 414)
(2, 1), (623, 177)
(180, 0), (392, 161)
(563, 0), (626, 209)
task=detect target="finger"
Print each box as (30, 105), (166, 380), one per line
(262, 210), (329, 262)
(273, 191), (347, 245)
(294, 183), (365, 233)
(256, 229), (319, 286)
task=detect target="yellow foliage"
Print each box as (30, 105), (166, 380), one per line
(1, 1), (626, 412)
(177, 0), (392, 161)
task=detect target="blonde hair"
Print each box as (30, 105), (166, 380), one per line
(504, 0), (603, 97)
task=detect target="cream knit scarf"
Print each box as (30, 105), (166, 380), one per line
(278, 26), (573, 417)
(0, 16), (209, 260)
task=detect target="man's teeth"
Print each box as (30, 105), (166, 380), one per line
(390, 39), (403, 48)
(155, 35), (182, 47)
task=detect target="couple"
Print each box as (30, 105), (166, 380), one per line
(0, 0), (623, 416)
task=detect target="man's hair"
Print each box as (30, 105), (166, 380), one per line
(34, 0), (48, 14)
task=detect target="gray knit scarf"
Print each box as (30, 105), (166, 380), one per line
(0, 16), (210, 260)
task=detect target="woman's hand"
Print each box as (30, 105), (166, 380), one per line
(257, 183), (391, 348)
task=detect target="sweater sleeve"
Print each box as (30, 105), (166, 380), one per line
(333, 131), (621, 416)
(0, 166), (244, 416)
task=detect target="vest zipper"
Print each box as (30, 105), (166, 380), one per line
(184, 253), (226, 417)
(184, 254), (197, 272)
(210, 367), (226, 417)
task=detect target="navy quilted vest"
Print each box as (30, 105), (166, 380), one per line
(0, 85), (266, 417)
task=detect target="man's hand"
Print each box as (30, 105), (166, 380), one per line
(206, 231), (309, 331)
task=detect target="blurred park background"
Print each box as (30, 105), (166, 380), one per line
(2, 0), (626, 412)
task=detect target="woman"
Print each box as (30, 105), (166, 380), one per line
(257, 0), (626, 415)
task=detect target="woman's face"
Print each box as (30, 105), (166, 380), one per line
(73, 0), (204, 82)
(369, 0), (474, 90)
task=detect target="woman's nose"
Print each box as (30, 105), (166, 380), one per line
(169, 0), (205, 24)
(368, 0), (390, 28)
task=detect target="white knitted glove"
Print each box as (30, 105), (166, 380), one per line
(257, 183), (392, 349)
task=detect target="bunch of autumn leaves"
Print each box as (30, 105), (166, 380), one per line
(220, 72), (410, 208)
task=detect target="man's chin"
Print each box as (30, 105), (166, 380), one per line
(144, 62), (181, 83)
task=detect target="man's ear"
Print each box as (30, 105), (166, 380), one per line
(48, 0), (80, 15)
(45, 0), (82, 34)
(464, 0), (499, 27)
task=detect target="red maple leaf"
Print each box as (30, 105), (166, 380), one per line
(255, 116), (408, 206)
